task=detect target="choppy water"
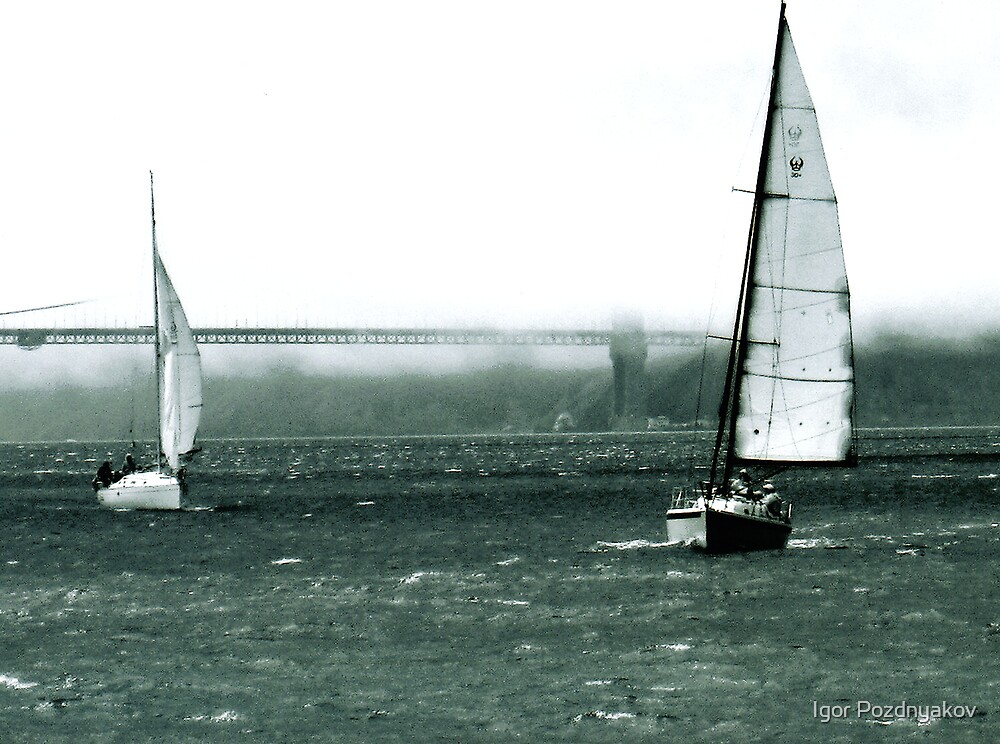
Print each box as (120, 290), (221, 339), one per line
(1, 429), (998, 742)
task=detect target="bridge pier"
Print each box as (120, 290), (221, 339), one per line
(609, 314), (647, 430)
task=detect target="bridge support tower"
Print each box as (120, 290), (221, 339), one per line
(609, 314), (648, 431)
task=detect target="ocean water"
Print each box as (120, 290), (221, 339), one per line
(0, 429), (997, 742)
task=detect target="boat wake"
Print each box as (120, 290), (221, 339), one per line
(0, 674), (38, 690)
(598, 539), (672, 551)
(787, 537), (851, 550)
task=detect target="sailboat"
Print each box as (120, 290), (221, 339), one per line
(96, 173), (203, 510)
(666, 3), (855, 552)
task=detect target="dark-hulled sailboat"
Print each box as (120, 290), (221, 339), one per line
(666, 3), (856, 552)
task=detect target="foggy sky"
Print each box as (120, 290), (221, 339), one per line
(1, 0), (998, 386)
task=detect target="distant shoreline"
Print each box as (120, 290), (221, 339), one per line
(4, 425), (999, 447)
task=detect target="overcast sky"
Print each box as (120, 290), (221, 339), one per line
(1, 0), (997, 350)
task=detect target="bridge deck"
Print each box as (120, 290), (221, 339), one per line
(2, 327), (701, 348)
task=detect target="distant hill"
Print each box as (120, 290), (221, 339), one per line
(0, 336), (997, 441)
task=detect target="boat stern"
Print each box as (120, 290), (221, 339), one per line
(666, 506), (707, 548)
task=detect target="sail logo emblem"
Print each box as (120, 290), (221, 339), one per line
(787, 125), (802, 144)
(164, 317), (179, 343)
(789, 156), (804, 177)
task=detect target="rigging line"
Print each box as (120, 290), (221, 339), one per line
(790, 425), (852, 446)
(751, 296), (846, 316)
(719, 2), (786, 490)
(761, 185), (791, 378)
(0, 300), (93, 317)
(782, 385), (854, 412)
(731, 74), (773, 194)
(755, 244), (844, 265)
(124, 353), (136, 452)
(693, 324), (715, 433)
(757, 172), (793, 441)
(731, 187), (837, 203)
(707, 333), (769, 345)
(766, 343), (852, 365)
(150, 171), (164, 473)
(746, 423), (851, 449)
(695, 91), (773, 436)
(743, 389), (851, 421)
(761, 274), (784, 459)
(694, 234), (737, 430)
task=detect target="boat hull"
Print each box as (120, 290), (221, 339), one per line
(665, 507), (706, 546)
(96, 472), (182, 510)
(667, 496), (791, 553)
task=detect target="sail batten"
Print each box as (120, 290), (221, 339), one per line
(753, 284), (848, 295)
(761, 194), (838, 203)
(745, 372), (853, 384)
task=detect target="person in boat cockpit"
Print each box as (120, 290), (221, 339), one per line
(761, 482), (783, 516)
(93, 460), (114, 491)
(121, 454), (137, 477)
(730, 468), (752, 496)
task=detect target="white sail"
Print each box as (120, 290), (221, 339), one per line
(155, 250), (203, 470)
(734, 24), (854, 463)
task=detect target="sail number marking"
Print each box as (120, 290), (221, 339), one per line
(788, 125), (804, 177)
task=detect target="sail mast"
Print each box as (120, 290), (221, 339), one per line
(711, 2), (787, 490)
(150, 171), (163, 473)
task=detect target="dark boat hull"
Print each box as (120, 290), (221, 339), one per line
(666, 496), (791, 553)
(703, 505), (790, 553)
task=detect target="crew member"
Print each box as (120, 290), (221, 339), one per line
(93, 460), (114, 491)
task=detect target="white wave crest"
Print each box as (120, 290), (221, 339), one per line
(0, 675), (38, 690)
(574, 710), (636, 721)
(598, 539), (671, 550)
(184, 710), (241, 723)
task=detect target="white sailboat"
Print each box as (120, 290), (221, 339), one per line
(96, 173), (203, 510)
(666, 3), (856, 552)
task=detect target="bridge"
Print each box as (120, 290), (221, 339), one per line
(2, 324), (704, 427)
(1, 326), (701, 348)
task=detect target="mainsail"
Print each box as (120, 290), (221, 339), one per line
(155, 250), (203, 470)
(731, 22), (854, 465)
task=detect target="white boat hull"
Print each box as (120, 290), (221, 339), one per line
(665, 506), (706, 545)
(667, 494), (791, 552)
(96, 471), (182, 510)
